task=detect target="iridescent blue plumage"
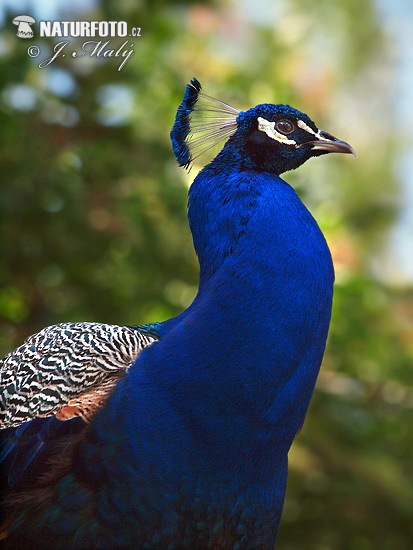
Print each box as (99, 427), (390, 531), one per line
(0, 79), (354, 549)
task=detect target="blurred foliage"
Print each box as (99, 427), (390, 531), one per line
(0, 0), (412, 548)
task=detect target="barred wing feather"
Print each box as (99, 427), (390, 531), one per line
(0, 322), (157, 429)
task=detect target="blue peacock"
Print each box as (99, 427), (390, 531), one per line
(0, 78), (353, 549)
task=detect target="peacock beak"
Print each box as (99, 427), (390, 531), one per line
(305, 130), (356, 155)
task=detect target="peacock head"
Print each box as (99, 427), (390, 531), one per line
(171, 78), (354, 175)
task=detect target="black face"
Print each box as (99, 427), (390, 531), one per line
(232, 104), (354, 175)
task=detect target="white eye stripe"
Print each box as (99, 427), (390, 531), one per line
(257, 117), (297, 146)
(297, 119), (322, 138)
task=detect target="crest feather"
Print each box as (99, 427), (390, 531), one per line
(170, 78), (239, 169)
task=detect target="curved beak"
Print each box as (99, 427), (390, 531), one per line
(304, 130), (355, 156)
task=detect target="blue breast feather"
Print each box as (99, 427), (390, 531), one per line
(2, 169), (334, 549)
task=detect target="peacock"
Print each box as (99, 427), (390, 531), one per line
(0, 78), (354, 549)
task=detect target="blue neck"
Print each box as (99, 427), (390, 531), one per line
(189, 163), (259, 288)
(161, 161), (334, 338)
(159, 161), (265, 334)
(132, 165), (334, 470)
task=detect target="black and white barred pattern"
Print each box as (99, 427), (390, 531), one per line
(0, 322), (157, 429)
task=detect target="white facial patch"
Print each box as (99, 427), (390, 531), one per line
(257, 117), (297, 146)
(297, 119), (322, 139)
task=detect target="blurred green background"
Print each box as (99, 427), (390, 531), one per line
(0, 0), (412, 548)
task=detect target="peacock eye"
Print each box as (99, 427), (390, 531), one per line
(275, 119), (294, 135)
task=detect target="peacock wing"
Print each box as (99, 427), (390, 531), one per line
(0, 322), (158, 429)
